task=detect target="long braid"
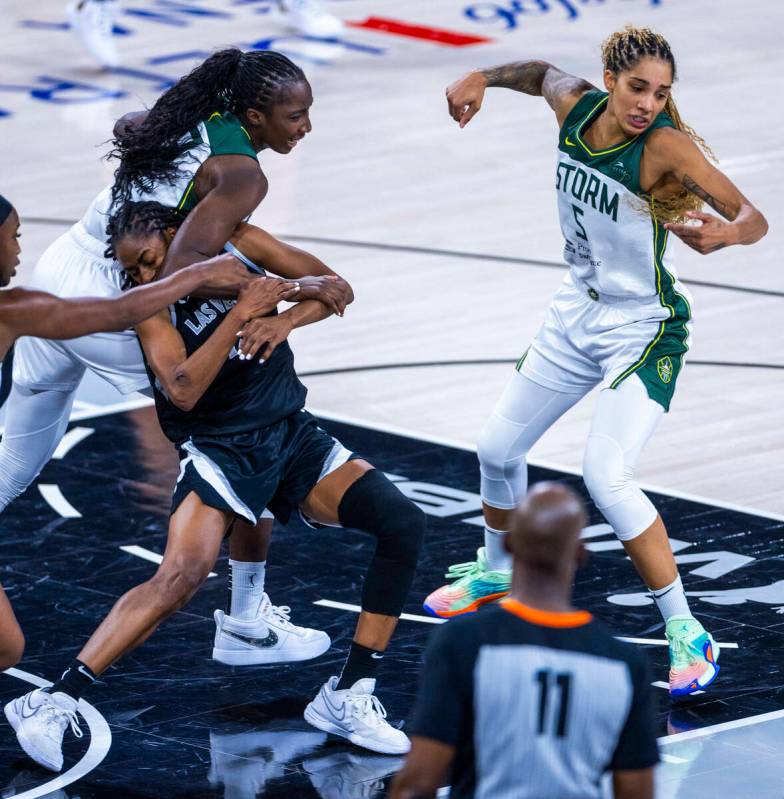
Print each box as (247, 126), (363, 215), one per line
(108, 49), (306, 207)
(601, 25), (713, 222)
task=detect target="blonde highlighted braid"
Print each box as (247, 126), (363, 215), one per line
(601, 25), (714, 222)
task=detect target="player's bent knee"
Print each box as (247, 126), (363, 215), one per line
(338, 469), (426, 616)
(582, 433), (631, 508)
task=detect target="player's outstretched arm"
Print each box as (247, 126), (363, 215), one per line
(137, 276), (296, 412)
(229, 222), (354, 316)
(649, 128), (769, 254)
(388, 736), (454, 799)
(446, 61), (595, 128)
(0, 254), (250, 344)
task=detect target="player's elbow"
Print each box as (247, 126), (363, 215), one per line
(168, 372), (199, 412)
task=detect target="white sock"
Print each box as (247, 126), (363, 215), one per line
(228, 560), (266, 621)
(651, 575), (691, 622)
(484, 526), (512, 572)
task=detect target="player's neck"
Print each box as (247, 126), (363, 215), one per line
(508, 567), (576, 615)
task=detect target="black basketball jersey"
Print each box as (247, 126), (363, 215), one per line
(410, 599), (658, 799)
(144, 296), (307, 444)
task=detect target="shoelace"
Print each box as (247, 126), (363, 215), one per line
(43, 703), (83, 740)
(260, 598), (298, 632)
(444, 559), (480, 581)
(669, 631), (697, 669)
(348, 693), (387, 727)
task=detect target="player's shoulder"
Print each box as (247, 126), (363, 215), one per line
(644, 125), (694, 162)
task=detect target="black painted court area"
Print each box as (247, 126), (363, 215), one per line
(1, 407), (784, 798)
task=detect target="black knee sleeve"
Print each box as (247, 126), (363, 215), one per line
(338, 469), (426, 616)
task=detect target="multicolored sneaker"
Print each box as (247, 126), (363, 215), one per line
(666, 615), (720, 697)
(423, 547), (511, 618)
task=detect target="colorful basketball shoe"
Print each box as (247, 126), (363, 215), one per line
(666, 615), (720, 697)
(423, 547), (511, 618)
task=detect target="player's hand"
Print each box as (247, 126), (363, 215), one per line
(236, 315), (294, 362)
(235, 277), (299, 323)
(291, 275), (352, 316)
(195, 253), (254, 294)
(664, 211), (735, 255)
(446, 71), (487, 128)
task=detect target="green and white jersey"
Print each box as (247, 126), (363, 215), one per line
(557, 90), (676, 302)
(80, 111), (258, 243)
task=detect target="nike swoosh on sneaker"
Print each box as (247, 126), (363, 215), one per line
(370, 653), (384, 660)
(323, 690), (347, 721)
(20, 693), (45, 720)
(222, 628), (279, 648)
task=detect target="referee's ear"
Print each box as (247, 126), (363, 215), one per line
(576, 539), (589, 569)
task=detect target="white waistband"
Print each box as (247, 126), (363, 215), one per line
(569, 275), (661, 308)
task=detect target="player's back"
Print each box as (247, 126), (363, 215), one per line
(412, 599), (657, 799)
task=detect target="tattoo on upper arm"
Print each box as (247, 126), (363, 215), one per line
(682, 174), (728, 216)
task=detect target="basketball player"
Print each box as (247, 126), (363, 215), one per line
(0, 49), (335, 667)
(426, 26), (768, 697)
(68, 0), (344, 68)
(5, 199), (426, 771)
(392, 483), (658, 799)
(0, 192), (257, 671)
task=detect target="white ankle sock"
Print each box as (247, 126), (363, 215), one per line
(229, 560), (266, 620)
(484, 526), (512, 571)
(651, 574), (691, 622)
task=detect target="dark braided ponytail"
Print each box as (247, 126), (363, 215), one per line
(108, 49), (306, 207)
(104, 201), (186, 260)
(601, 25), (714, 223)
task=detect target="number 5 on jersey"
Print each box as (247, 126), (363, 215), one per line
(572, 204), (588, 241)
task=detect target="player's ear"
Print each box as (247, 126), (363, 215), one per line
(603, 69), (616, 93)
(163, 227), (177, 244)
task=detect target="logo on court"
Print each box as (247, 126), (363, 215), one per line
(657, 356), (673, 383)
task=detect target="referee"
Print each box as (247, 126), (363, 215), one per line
(391, 482), (658, 799)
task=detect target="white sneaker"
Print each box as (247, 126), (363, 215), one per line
(212, 593), (331, 665)
(67, 0), (120, 68)
(279, 0), (344, 38)
(304, 677), (410, 755)
(4, 689), (83, 772)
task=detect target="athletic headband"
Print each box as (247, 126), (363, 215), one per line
(0, 195), (11, 227)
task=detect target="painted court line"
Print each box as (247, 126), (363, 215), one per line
(52, 426), (94, 459)
(120, 545), (217, 578)
(2, 667), (112, 799)
(313, 600), (737, 647)
(659, 707), (784, 746)
(38, 484), (81, 518)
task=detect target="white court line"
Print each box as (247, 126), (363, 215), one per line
(2, 667), (112, 799)
(120, 545), (217, 578)
(309, 406), (784, 523)
(52, 427), (94, 459)
(314, 599), (445, 625)
(313, 600), (737, 647)
(38, 484), (81, 518)
(652, 680), (704, 696)
(659, 707), (784, 746)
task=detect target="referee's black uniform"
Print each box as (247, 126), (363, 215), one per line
(410, 598), (659, 799)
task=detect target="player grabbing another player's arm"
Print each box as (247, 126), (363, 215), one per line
(0, 193), (249, 672)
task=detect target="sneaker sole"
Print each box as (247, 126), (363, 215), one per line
(669, 639), (721, 698)
(3, 702), (62, 772)
(212, 635), (330, 666)
(303, 703), (410, 755)
(423, 590), (509, 619)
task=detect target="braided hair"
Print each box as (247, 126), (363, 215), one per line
(601, 25), (714, 222)
(104, 200), (185, 261)
(108, 49), (306, 207)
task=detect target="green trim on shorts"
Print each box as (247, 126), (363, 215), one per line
(609, 215), (691, 411)
(515, 348), (529, 372)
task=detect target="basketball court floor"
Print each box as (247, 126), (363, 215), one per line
(1, 0), (783, 796)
